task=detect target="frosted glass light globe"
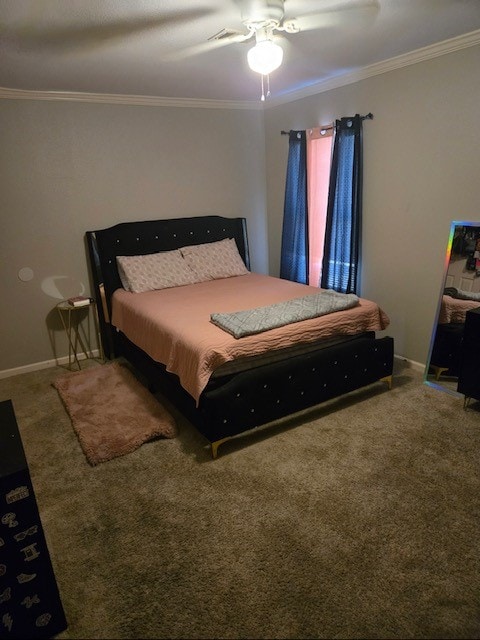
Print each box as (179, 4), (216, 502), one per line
(247, 39), (283, 75)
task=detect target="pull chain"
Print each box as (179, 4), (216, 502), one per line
(260, 74), (271, 102)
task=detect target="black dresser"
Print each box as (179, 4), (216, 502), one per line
(457, 307), (480, 405)
(0, 399), (67, 639)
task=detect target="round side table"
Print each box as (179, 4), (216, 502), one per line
(56, 299), (104, 370)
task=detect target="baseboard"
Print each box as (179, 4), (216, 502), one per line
(0, 350), (101, 380)
(394, 354), (425, 373)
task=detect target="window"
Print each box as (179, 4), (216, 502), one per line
(281, 115), (365, 294)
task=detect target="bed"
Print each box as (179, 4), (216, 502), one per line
(438, 294), (480, 324)
(86, 215), (394, 458)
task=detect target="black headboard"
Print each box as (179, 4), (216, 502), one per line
(86, 215), (250, 357)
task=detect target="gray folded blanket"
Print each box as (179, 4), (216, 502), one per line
(444, 287), (480, 301)
(211, 290), (359, 339)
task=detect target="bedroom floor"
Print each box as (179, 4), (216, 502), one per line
(0, 359), (479, 639)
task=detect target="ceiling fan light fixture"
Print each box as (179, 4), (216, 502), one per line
(247, 38), (283, 75)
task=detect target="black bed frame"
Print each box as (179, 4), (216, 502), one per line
(86, 215), (394, 458)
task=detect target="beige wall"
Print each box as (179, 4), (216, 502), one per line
(0, 101), (267, 371)
(2, 43), (480, 374)
(264, 44), (480, 366)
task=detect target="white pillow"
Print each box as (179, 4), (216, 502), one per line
(116, 250), (199, 293)
(117, 261), (133, 291)
(180, 238), (249, 281)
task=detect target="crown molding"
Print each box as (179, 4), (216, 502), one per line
(0, 86), (263, 110)
(266, 28), (480, 107)
(0, 29), (479, 110)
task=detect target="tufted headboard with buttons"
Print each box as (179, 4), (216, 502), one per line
(86, 215), (249, 358)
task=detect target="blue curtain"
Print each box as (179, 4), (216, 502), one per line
(280, 131), (309, 284)
(321, 115), (363, 294)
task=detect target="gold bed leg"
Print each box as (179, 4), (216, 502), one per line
(211, 437), (231, 459)
(380, 374), (393, 390)
(430, 365), (449, 381)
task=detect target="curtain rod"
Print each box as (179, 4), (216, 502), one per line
(281, 112), (373, 135)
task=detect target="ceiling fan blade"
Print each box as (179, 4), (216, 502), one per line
(165, 29), (254, 62)
(207, 28), (253, 43)
(294, 0), (379, 12)
(282, 0), (379, 33)
(1, 8), (214, 53)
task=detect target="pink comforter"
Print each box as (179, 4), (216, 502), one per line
(111, 273), (390, 404)
(438, 295), (480, 324)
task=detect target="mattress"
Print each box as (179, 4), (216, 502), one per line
(111, 272), (390, 403)
(438, 295), (480, 324)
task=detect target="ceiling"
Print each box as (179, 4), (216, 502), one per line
(1, 0), (480, 106)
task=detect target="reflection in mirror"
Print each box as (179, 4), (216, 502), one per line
(424, 221), (480, 396)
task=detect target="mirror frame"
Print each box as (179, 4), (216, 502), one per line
(424, 220), (480, 396)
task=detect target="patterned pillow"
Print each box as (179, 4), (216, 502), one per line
(117, 261), (133, 291)
(116, 250), (200, 293)
(180, 238), (249, 281)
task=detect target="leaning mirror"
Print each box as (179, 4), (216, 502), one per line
(424, 221), (480, 396)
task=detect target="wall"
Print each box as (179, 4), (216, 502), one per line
(0, 100), (267, 372)
(2, 43), (480, 375)
(264, 44), (480, 366)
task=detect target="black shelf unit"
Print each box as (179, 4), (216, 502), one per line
(0, 399), (67, 639)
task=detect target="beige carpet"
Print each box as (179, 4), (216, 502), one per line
(1, 359), (479, 639)
(53, 361), (176, 465)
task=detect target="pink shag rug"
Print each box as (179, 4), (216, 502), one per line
(53, 361), (176, 466)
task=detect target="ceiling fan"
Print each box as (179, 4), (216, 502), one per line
(204, 0), (379, 99)
(207, 1), (380, 71)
